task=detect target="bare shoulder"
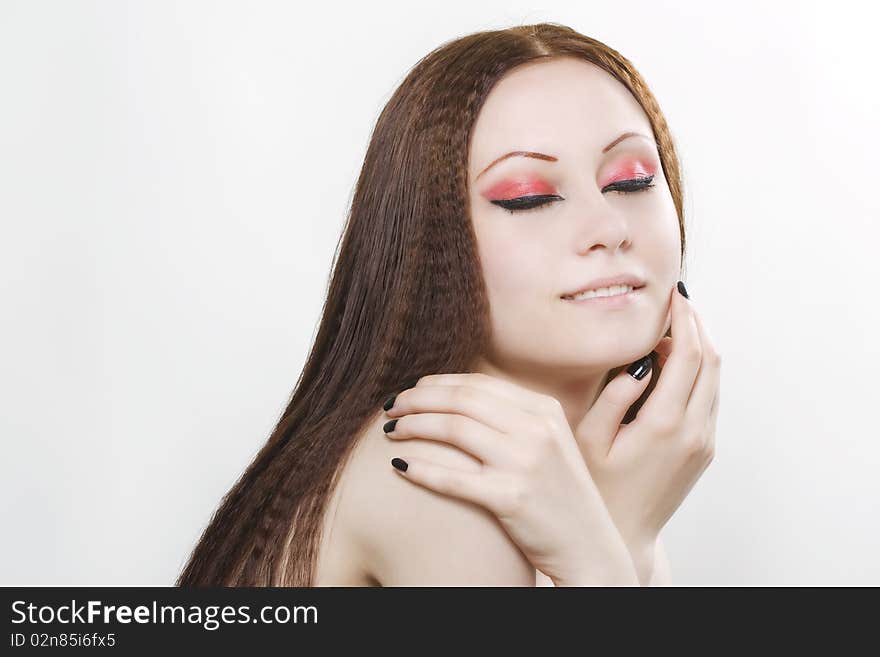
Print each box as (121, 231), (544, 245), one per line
(318, 408), (536, 586)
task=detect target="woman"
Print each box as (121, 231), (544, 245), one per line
(176, 22), (720, 587)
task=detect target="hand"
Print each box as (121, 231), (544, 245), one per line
(575, 282), (721, 560)
(381, 374), (639, 586)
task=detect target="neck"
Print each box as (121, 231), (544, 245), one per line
(469, 355), (612, 431)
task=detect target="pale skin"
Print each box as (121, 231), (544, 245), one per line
(313, 56), (720, 586)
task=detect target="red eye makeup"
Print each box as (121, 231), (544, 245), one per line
(599, 158), (657, 188)
(481, 174), (557, 202)
(476, 148), (661, 215)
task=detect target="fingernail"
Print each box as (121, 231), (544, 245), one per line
(627, 355), (653, 381)
(677, 280), (690, 299)
(383, 379), (419, 412)
(383, 419), (398, 433)
(391, 457), (408, 472)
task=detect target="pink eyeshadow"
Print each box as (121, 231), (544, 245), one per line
(600, 159), (657, 187)
(482, 176), (556, 200)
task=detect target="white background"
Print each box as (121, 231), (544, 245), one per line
(2, 0), (878, 585)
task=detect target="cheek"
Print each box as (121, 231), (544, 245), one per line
(659, 211), (683, 271)
(638, 194), (682, 273)
(476, 223), (546, 301)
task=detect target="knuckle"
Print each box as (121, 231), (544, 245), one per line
(500, 478), (528, 515)
(542, 395), (563, 414)
(446, 413), (465, 436)
(483, 488), (506, 516)
(705, 443), (716, 463)
(460, 372), (481, 386)
(540, 413), (560, 437)
(682, 433), (705, 458)
(684, 343), (702, 363)
(450, 385), (468, 406)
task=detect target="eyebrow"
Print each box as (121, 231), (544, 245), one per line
(474, 131), (654, 181)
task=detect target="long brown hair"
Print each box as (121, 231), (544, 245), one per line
(176, 22), (687, 586)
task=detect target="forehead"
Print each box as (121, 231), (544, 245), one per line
(467, 57), (652, 173)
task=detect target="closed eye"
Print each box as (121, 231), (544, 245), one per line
(490, 194), (562, 213)
(491, 174), (656, 214)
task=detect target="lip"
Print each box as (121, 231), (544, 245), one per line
(562, 286), (644, 308)
(560, 274), (647, 299)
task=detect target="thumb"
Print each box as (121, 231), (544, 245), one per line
(575, 354), (654, 458)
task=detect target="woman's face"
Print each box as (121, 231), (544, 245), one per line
(467, 56), (681, 378)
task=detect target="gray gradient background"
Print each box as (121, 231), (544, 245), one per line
(2, 0), (878, 585)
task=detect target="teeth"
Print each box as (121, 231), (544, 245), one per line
(565, 285), (634, 300)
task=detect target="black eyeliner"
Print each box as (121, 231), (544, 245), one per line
(605, 174), (655, 193)
(492, 174), (655, 214)
(490, 194), (562, 212)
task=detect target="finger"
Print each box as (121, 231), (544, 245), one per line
(706, 383), (720, 451)
(575, 354), (654, 458)
(638, 283), (702, 426)
(384, 382), (534, 436)
(384, 412), (508, 465)
(683, 309), (721, 434)
(390, 455), (505, 513)
(414, 372), (556, 417)
(709, 384), (720, 426)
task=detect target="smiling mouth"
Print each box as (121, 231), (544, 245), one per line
(560, 284), (645, 301)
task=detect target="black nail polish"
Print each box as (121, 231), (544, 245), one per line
(677, 280), (690, 299)
(627, 355), (653, 381)
(383, 419), (398, 433)
(391, 457), (408, 472)
(384, 379), (418, 412)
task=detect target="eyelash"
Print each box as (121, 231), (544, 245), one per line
(490, 175), (656, 214)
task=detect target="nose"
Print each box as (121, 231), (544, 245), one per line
(573, 205), (631, 255)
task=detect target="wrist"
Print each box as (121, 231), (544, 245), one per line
(550, 558), (639, 587)
(550, 537), (641, 587)
(626, 534), (659, 586)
